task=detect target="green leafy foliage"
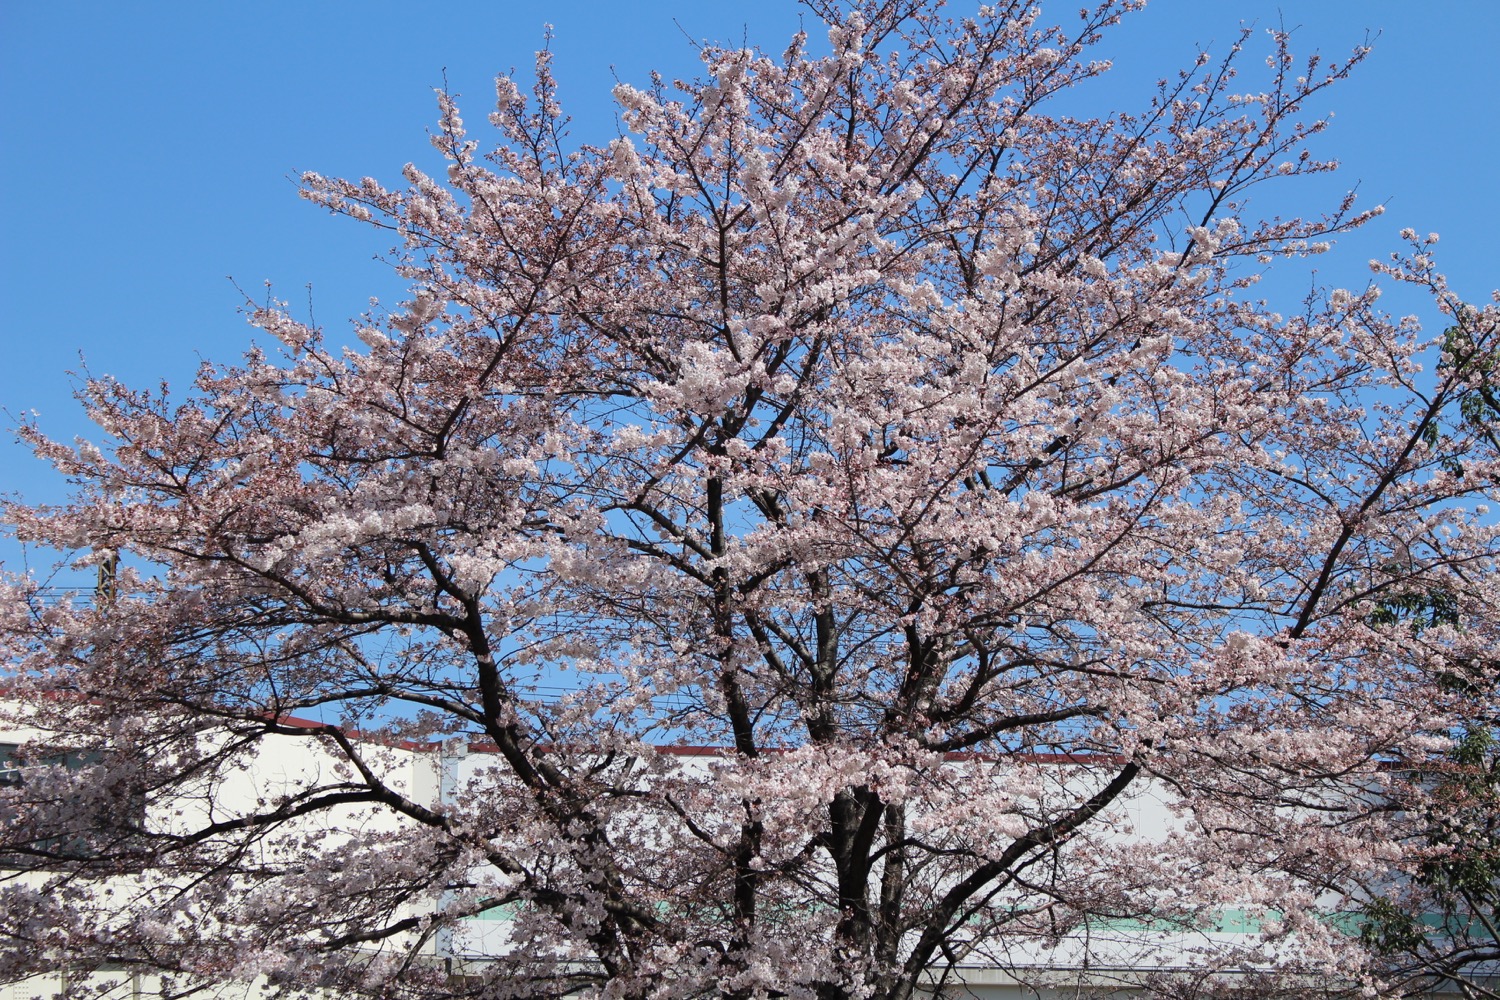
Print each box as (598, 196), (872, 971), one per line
(1422, 321), (1500, 476)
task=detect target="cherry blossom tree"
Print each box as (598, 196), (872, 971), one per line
(1358, 722), (1500, 997)
(4, 1), (1499, 997)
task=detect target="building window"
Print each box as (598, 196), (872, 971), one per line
(0, 741), (143, 867)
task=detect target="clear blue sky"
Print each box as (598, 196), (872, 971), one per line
(2, 1), (1497, 581)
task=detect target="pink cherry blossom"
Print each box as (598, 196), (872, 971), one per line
(3, 3), (1498, 999)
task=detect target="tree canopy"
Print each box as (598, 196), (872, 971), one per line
(3, 1), (1498, 997)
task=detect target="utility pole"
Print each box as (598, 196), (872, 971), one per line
(435, 739), (467, 973)
(95, 549), (118, 608)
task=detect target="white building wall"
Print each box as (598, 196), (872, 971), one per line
(2, 710), (1492, 998)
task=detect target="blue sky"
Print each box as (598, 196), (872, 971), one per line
(1, 0), (1497, 582)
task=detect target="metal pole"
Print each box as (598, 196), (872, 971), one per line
(435, 739), (467, 971)
(95, 549), (118, 607)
